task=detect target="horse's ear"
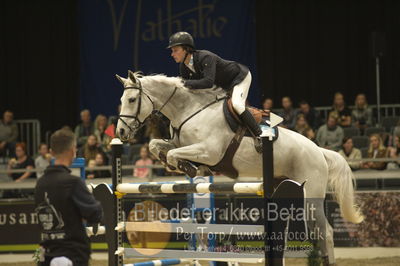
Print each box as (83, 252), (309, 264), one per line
(128, 70), (136, 84)
(115, 74), (127, 85)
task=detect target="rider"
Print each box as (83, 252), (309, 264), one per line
(167, 31), (262, 138)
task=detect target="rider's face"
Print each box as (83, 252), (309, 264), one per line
(171, 46), (186, 63)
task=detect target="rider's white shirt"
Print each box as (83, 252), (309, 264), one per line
(185, 54), (196, 73)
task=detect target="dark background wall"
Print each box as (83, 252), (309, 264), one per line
(256, 0), (400, 107)
(0, 0), (79, 138)
(1, 0), (399, 139)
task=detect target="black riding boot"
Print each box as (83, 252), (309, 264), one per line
(239, 109), (262, 136)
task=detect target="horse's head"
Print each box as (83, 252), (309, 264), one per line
(116, 70), (154, 141)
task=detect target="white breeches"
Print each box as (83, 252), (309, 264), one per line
(231, 71), (252, 115)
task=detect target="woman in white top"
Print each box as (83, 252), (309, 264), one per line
(338, 137), (362, 170)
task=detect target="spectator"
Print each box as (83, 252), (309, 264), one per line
(338, 137), (362, 170)
(133, 144), (153, 178)
(262, 98), (274, 111)
(77, 135), (104, 164)
(74, 109), (94, 147)
(296, 100), (321, 130)
(329, 92), (352, 127)
(35, 143), (51, 178)
(294, 114), (315, 140)
(94, 114), (111, 153)
(7, 142), (35, 182)
(0, 110), (18, 158)
(86, 153), (111, 179)
(362, 134), (388, 170)
(351, 93), (373, 133)
(393, 120), (400, 143)
(278, 97), (296, 129)
(109, 104), (122, 126)
(316, 114), (344, 151)
(35, 129), (102, 266)
(387, 134), (400, 169)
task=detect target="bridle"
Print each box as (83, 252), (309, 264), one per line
(118, 78), (177, 136)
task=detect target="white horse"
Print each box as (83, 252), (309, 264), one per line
(116, 71), (363, 265)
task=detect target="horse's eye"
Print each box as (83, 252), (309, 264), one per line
(128, 98), (136, 103)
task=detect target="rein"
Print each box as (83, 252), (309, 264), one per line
(118, 79), (178, 135)
(171, 95), (228, 140)
(119, 77), (226, 140)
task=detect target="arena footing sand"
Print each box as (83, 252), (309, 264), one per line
(0, 248), (399, 265)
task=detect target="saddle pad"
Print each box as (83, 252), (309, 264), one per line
(223, 99), (279, 141)
(223, 99), (252, 136)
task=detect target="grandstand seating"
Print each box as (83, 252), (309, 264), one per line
(352, 136), (370, 149)
(360, 147), (369, 158)
(381, 116), (399, 132)
(364, 127), (385, 136)
(343, 126), (360, 138)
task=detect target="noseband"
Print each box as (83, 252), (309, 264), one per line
(118, 79), (177, 136)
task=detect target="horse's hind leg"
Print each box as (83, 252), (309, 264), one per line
(324, 221), (335, 265)
(306, 198), (335, 265)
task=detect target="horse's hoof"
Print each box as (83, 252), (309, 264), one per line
(177, 160), (198, 178)
(167, 164), (177, 171)
(198, 165), (213, 176)
(322, 256), (335, 266)
(159, 152), (167, 164)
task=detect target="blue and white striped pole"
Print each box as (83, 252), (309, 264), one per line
(125, 258), (192, 266)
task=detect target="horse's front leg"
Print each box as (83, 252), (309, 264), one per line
(149, 139), (178, 169)
(166, 143), (219, 178)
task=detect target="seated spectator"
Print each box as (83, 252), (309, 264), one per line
(0, 110), (18, 158)
(74, 109), (94, 147)
(294, 114), (315, 140)
(77, 134), (104, 164)
(338, 137), (362, 170)
(94, 114), (112, 153)
(393, 120), (400, 143)
(329, 92), (352, 127)
(316, 114), (344, 151)
(109, 104), (122, 126)
(35, 143), (51, 178)
(296, 100), (321, 130)
(362, 134), (388, 170)
(278, 97), (296, 129)
(351, 93), (373, 133)
(262, 98), (274, 111)
(86, 153), (111, 179)
(387, 134), (400, 169)
(133, 144), (153, 178)
(7, 142), (35, 182)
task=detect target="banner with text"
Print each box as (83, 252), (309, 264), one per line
(79, 0), (259, 116)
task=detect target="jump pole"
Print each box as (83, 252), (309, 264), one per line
(111, 138), (124, 266)
(261, 113), (284, 266)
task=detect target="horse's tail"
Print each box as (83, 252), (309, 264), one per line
(321, 148), (364, 224)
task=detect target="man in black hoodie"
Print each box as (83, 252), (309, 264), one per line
(35, 129), (103, 266)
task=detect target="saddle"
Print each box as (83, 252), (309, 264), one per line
(224, 98), (266, 136)
(172, 98), (280, 179)
(209, 99), (279, 179)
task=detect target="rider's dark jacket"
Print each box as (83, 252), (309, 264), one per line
(179, 50), (249, 91)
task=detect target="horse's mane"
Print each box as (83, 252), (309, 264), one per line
(135, 72), (226, 97)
